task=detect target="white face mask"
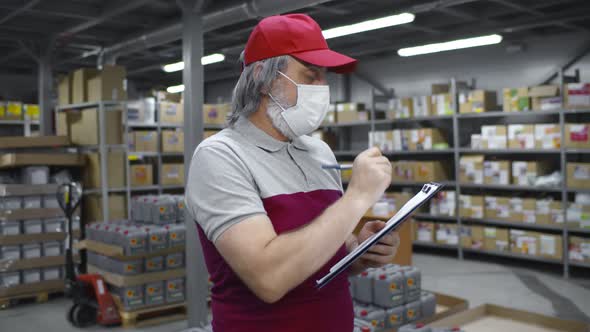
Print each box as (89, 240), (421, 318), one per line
(269, 71), (330, 137)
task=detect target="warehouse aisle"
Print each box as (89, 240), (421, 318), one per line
(1, 253), (588, 332)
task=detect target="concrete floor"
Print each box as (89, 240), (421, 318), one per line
(1, 253), (588, 332)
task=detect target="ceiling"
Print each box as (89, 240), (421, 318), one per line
(0, 0), (589, 91)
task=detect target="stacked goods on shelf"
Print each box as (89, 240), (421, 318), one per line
(567, 193), (590, 230)
(567, 162), (590, 189)
(459, 155), (484, 184)
(565, 122), (590, 149)
(391, 161), (450, 183)
(350, 264), (435, 331)
(460, 156), (559, 188)
(84, 194), (188, 314)
(58, 66), (127, 105)
(469, 123), (564, 150)
(369, 128), (449, 152)
(0, 102), (39, 122)
(529, 85), (561, 111)
(459, 195), (484, 219)
(414, 222), (435, 244)
(569, 236), (590, 264)
(369, 192), (413, 217)
(127, 98), (156, 125)
(203, 103), (231, 126)
(458, 90), (497, 114)
(503, 87), (530, 112)
(324, 102), (368, 124)
(0, 138), (83, 301)
(564, 83), (590, 109)
(56, 105), (124, 145)
(386, 98), (413, 119)
(429, 191), (455, 217)
(435, 223), (458, 246)
(162, 130), (184, 153)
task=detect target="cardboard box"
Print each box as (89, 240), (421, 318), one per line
(71, 68), (99, 104)
(83, 152), (126, 189)
(127, 98), (156, 125)
(412, 96), (433, 117)
(512, 161), (552, 186)
(566, 203), (590, 229)
(58, 74), (73, 106)
(429, 304), (590, 332)
(159, 101), (183, 124)
(481, 125), (507, 149)
(336, 110), (361, 123)
(68, 108), (123, 146)
(503, 87), (531, 112)
(87, 65), (127, 102)
(459, 90), (497, 113)
(564, 83), (590, 109)
(569, 236), (590, 263)
(508, 124), (535, 149)
(435, 224), (458, 245)
(539, 234), (563, 260)
(534, 124), (561, 149)
(430, 191), (456, 217)
(132, 131), (158, 152)
(0, 153), (83, 169)
(391, 161), (415, 182)
(510, 230), (540, 256)
(459, 195), (484, 219)
(415, 222), (435, 243)
(508, 198), (536, 223)
(529, 85), (560, 111)
(409, 128), (447, 150)
(203, 103), (231, 125)
(130, 164), (153, 187)
(0, 136), (69, 149)
(431, 94), (453, 116)
(161, 164), (184, 186)
(56, 112), (70, 137)
(162, 130), (184, 153)
(565, 123), (590, 149)
(83, 194), (127, 222)
(459, 155), (484, 184)
(536, 199), (564, 225)
(414, 161), (449, 182)
(153, 90), (182, 103)
(336, 102), (365, 112)
(483, 227), (509, 252)
(461, 225), (484, 249)
(388, 98), (413, 119)
(484, 196), (511, 220)
(567, 162), (590, 189)
(483, 160), (511, 185)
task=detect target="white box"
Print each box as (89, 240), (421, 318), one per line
(23, 196), (42, 209)
(23, 269), (41, 284)
(23, 219), (43, 234)
(21, 166), (49, 185)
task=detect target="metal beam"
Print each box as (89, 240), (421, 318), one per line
(0, 0), (40, 26)
(540, 40), (590, 85)
(57, 0), (153, 38)
(178, 0), (208, 327)
(38, 50), (53, 135)
(489, 0), (589, 32)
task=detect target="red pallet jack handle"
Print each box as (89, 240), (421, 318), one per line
(77, 274), (121, 326)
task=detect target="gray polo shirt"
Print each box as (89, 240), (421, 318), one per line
(185, 116), (342, 243)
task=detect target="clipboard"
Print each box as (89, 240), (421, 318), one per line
(316, 182), (444, 289)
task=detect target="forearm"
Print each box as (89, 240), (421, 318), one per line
(261, 191), (368, 296)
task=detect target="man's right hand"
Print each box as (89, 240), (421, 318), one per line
(347, 147), (392, 208)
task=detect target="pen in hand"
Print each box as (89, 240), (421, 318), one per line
(321, 164), (353, 170)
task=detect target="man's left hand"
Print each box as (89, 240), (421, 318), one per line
(348, 221), (400, 273)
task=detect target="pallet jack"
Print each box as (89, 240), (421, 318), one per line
(58, 182), (121, 327)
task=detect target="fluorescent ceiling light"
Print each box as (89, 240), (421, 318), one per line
(162, 53), (225, 72)
(322, 13), (415, 40)
(166, 84), (184, 93)
(398, 34), (503, 57)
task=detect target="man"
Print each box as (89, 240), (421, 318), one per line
(186, 14), (398, 331)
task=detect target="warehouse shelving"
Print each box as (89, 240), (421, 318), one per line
(462, 248), (563, 265)
(0, 119), (40, 136)
(413, 241), (457, 250)
(568, 227), (590, 235)
(331, 80), (590, 277)
(461, 217), (564, 232)
(55, 100), (131, 223)
(570, 261), (590, 268)
(459, 148), (561, 155)
(413, 213), (457, 222)
(459, 183), (562, 193)
(130, 185), (161, 192)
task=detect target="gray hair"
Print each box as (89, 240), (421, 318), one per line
(228, 52), (289, 126)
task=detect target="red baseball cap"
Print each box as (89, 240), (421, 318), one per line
(244, 14), (357, 73)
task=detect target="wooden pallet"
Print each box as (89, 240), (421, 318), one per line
(113, 296), (187, 328)
(0, 289), (63, 309)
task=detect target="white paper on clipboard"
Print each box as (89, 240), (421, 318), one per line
(316, 182), (444, 289)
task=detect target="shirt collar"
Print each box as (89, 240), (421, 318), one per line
(233, 116), (308, 152)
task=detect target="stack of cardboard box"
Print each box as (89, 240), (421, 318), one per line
(459, 195), (484, 219)
(58, 65), (127, 106)
(503, 87), (530, 112)
(0, 102), (39, 121)
(430, 191), (456, 217)
(459, 90), (497, 114)
(369, 128), (448, 152)
(567, 162), (590, 189)
(566, 193), (590, 230)
(508, 124), (535, 149)
(483, 160), (511, 185)
(569, 236), (590, 264)
(535, 123), (562, 149)
(459, 155), (484, 184)
(435, 224), (458, 246)
(203, 104), (231, 126)
(160, 101), (183, 124)
(391, 161), (449, 183)
(460, 225), (484, 249)
(335, 103), (367, 123)
(563, 83), (590, 109)
(387, 98), (413, 119)
(565, 123), (590, 149)
(470, 123), (561, 150)
(529, 85), (561, 111)
(510, 230), (563, 259)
